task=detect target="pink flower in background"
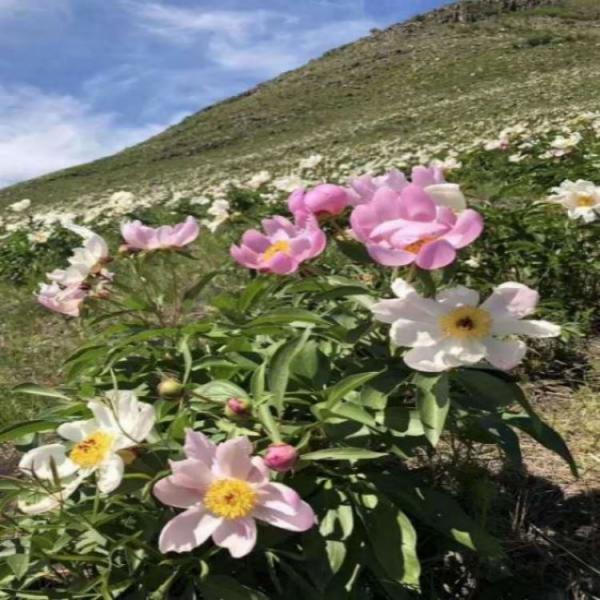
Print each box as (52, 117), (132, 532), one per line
(350, 184), (483, 270)
(349, 166), (466, 212)
(154, 431), (315, 558)
(264, 443), (298, 473)
(288, 184), (350, 217)
(348, 168), (408, 204)
(120, 216), (199, 251)
(36, 282), (87, 318)
(230, 214), (326, 275)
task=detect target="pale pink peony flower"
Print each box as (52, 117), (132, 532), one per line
(230, 214), (326, 275)
(36, 282), (87, 318)
(154, 431), (315, 558)
(120, 216), (199, 251)
(349, 166), (466, 212)
(371, 279), (560, 372)
(350, 184), (483, 270)
(287, 184), (350, 217)
(264, 443), (298, 473)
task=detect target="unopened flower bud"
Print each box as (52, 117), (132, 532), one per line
(118, 244), (131, 255)
(225, 397), (250, 418)
(158, 378), (184, 399)
(264, 443), (298, 473)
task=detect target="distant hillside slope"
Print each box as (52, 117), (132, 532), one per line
(1, 0), (600, 209)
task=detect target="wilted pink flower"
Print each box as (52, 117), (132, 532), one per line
(36, 283), (87, 318)
(264, 443), (298, 473)
(230, 214), (326, 275)
(120, 216), (199, 251)
(154, 431), (315, 558)
(350, 184), (483, 270)
(288, 184), (350, 217)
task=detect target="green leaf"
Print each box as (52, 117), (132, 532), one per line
(244, 308), (327, 328)
(201, 575), (269, 600)
(356, 493), (421, 588)
(327, 403), (377, 427)
(11, 383), (70, 400)
(0, 419), (58, 443)
(250, 361), (266, 400)
(267, 328), (312, 411)
(6, 554), (29, 579)
(334, 238), (373, 264)
(324, 371), (379, 408)
(182, 270), (220, 302)
(193, 380), (248, 404)
(414, 372), (450, 447)
(453, 368), (524, 410)
(369, 474), (504, 558)
(178, 336), (193, 384)
(503, 412), (578, 477)
(302, 447), (386, 461)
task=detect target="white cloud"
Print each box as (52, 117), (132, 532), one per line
(127, 2), (292, 43)
(0, 0), (69, 20)
(0, 85), (168, 188)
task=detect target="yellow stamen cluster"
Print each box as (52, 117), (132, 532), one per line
(575, 194), (596, 208)
(204, 479), (257, 520)
(439, 306), (492, 340)
(262, 240), (291, 261)
(404, 236), (437, 254)
(69, 431), (113, 468)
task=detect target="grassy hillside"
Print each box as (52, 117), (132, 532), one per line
(1, 0), (600, 211)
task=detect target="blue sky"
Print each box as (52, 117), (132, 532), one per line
(0, 0), (450, 187)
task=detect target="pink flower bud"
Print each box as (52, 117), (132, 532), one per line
(225, 397), (250, 418)
(264, 443), (298, 473)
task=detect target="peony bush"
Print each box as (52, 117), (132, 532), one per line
(0, 166), (588, 598)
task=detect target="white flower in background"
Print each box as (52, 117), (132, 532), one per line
(202, 199), (231, 233)
(27, 230), (51, 245)
(430, 156), (462, 172)
(106, 190), (137, 215)
(548, 132), (581, 157)
(10, 198), (31, 213)
(508, 153), (526, 163)
(484, 136), (510, 151)
(18, 391), (155, 514)
(190, 195), (211, 206)
(299, 154), (323, 170)
(246, 170), (271, 189)
(273, 174), (305, 193)
(548, 179), (600, 223)
(47, 222), (110, 286)
(371, 279), (560, 373)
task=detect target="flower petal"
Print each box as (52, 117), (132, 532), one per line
(214, 437), (254, 480)
(436, 286), (480, 308)
(57, 419), (97, 443)
(492, 318), (560, 338)
(253, 498), (316, 532)
(19, 444), (79, 480)
(154, 476), (204, 509)
(184, 429), (216, 465)
(415, 239), (456, 270)
(96, 453), (124, 493)
(158, 507), (221, 554)
(483, 338), (527, 370)
(212, 518), (257, 558)
(481, 282), (539, 319)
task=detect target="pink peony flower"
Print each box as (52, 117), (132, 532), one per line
(349, 166), (466, 212)
(36, 282), (87, 317)
(230, 214), (326, 275)
(288, 184), (350, 217)
(120, 216), (199, 251)
(350, 184), (483, 270)
(154, 431), (315, 558)
(264, 443), (298, 473)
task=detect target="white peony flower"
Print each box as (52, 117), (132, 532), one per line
(47, 222), (110, 286)
(548, 179), (600, 223)
(372, 279), (560, 373)
(10, 198), (31, 212)
(18, 391), (155, 514)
